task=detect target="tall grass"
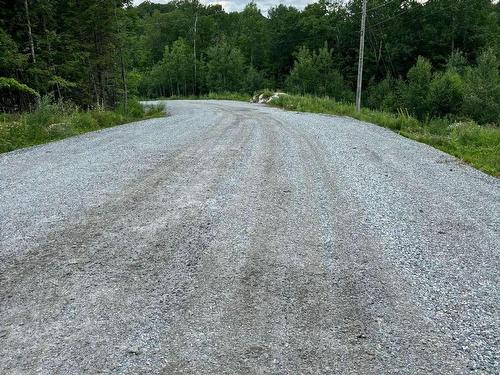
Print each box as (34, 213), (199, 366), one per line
(0, 97), (165, 153)
(269, 94), (499, 177)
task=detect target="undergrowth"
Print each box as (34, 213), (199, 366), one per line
(0, 97), (165, 153)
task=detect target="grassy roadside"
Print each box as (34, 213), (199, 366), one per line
(268, 94), (500, 177)
(0, 98), (165, 154)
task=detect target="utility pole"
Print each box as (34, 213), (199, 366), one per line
(356, 0), (367, 113)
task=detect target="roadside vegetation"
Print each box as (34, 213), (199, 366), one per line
(0, 98), (164, 153)
(266, 47), (500, 176)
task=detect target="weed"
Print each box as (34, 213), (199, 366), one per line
(0, 97), (165, 153)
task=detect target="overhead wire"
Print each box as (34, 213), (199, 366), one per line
(367, 1), (459, 32)
(367, 0), (402, 13)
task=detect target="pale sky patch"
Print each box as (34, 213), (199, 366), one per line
(132, 0), (317, 13)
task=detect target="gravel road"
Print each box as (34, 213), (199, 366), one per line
(1, 100), (499, 374)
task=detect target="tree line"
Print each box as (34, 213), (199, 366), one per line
(1, 0), (499, 124)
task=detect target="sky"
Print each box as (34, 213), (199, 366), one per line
(132, 0), (316, 13)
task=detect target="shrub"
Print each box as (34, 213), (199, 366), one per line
(144, 103), (165, 117)
(0, 97), (163, 154)
(70, 111), (98, 131)
(403, 56), (433, 120)
(244, 66), (267, 94)
(286, 46), (353, 101)
(366, 77), (401, 112)
(116, 98), (145, 118)
(446, 50), (468, 75)
(451, 121), (500, 147)
(91, 110), (125, 128)
(428, 69), (464, 118)
(462, 49), (500, 125)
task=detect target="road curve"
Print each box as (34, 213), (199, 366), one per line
(0, 100), (498, 374)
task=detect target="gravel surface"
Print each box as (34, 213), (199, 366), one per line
(1, 100), (499, 374)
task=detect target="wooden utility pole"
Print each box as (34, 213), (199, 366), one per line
(356, 0), (367, 113)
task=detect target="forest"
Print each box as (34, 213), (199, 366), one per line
(0, 0), (499, 171)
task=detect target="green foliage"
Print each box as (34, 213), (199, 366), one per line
(1, 0), (499, 115)
(244, 66), (267, 94)
(70, 111), (98, 132)
(428, 69), (465, 118)
(0, 28), (26, 71)
(127, 71), (143, 97)
(403, 57), (433, 120)
(48, 76), (77, 90)
(0, 97), (163, 153)
(366, 77), (402, 112)
(237, 2), (270, 70)
(286, 46), (353, 101)
(446, 51), (468, 74)
(462, 49), (500, 125)
(142, 38), (194, 98)
(144, 103), (166, 117)
(90, 110), (126, 128)
(116, 98), (145, 118)
(205, 41), (246, 93)
(0, 77), (39, 97)
(254, 89), (274, 100)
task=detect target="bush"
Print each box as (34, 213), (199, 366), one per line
(144, 103), (165, 117)
(286, 46), (353, 101)
(70, 111), (98, 131)
(428, 69), (464, 118)
(244, 67), (267, 94)
(91, 110), (125, 128)
(366, 77), (401, 112)
(402, 56), (433, 120)
(446, 50), (468, 75)
(0, 97), (164, 153)
(462, 49), (500, 125)
(451, 122), (500, 147)
(116, 98), (145, 118)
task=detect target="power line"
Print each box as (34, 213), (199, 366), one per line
(367, 1), (459, 32)
(367, 0), (401, 13)
(368, 5), (416, 29)
(366, 23), (392, 77)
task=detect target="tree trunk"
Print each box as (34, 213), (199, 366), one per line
(24, 0), (36, 63)
(120, 48), (128, 112)
(114, 3), (128, 112)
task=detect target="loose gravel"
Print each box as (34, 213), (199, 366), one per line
(0, 100), (499, 374)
